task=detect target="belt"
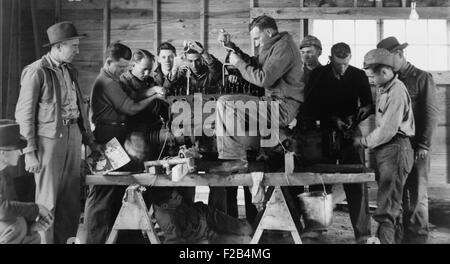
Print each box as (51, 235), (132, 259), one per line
(62, 118), (78, 126)
(95, 121), (127, 127)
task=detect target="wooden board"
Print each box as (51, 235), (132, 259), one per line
(86, 170), (375, 186)
(251, 7), (450, 20)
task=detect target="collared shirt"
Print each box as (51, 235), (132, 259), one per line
(362, 75), (415, 149)
(175, 56), (222, 94)
(331, 65), (345, 80)
(47, 53), (80, 120)
(398, 62), (439, 150)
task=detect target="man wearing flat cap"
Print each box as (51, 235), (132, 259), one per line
(354, 48), (415, 243)
(0, 120), (54, 244)
(377, 36), (439, 244)
(299, 35), (323, 90)
(15, 21), (102, 244)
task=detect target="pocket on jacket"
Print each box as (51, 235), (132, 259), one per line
(38, 102), (56, 124)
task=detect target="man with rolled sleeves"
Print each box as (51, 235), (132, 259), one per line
(15, 21), (102, 244)
(377, 37), (439, 244)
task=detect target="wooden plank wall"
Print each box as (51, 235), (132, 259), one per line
(17, 0), (450, 184)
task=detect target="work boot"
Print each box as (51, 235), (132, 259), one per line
(209, 159), (248, 173)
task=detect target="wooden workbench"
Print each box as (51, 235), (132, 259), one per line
(85, 163), (375, 244)
(85, 164), (375, 187)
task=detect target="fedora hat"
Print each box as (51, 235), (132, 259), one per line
(0, 120), (26, 150)
(377, 36), (408, 52)
(43, 21), (86, 48)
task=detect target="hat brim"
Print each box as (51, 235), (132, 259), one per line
(390, 43), (408, 52)
(42, 34), (87, 48)
(0, 137), (27, 151)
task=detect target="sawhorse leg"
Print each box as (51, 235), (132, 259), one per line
(250, 186), (302, 244)
(106, 185), (160, 244)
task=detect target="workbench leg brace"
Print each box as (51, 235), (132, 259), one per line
(106, 185), (160, 244)
(250, 186), (302, 244)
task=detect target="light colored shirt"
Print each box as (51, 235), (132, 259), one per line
(362, 75), (415, 149)
(47, 53), (80, 120)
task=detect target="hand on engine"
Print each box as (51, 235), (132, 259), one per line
(229, 52), (241, 66)
(228, 75), (238, 84)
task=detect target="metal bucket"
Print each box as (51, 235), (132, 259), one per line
(298, 185), (333, 230)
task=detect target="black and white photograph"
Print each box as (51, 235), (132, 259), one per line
(0, 0), (449, 253)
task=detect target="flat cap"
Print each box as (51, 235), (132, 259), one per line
(363, 48), (395, 69)
(300, 35), (322, 50)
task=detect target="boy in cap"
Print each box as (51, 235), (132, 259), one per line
(299, 35), (323, 88)
(15, 21), (103, 244)
(353, 48), (415, 244)
(377, 36), (439, 244)
(0, 120), (54, 244)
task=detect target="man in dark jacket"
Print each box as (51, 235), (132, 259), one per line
(303, 42), (373, 243)
(153, 42), (185, 95)
(377, 37), (439, 244)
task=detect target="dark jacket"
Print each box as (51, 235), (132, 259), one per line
(119, 70), (169, 128)
(175, 55), (223, 94)
(303, 64), (373, 127)
(15, 53), (95, 153)
(0, 171), (38, 222)
(231, 32), (304, 125)
(398, 62), (439, 151)
(152, 65), (185, 95)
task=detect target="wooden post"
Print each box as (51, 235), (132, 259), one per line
(376, 0), (383, 45)
(353, 0), (358, 7)
(0, 0), (3, 118)
(200, 0), (207, 50)
(401, 0), (406, 8)
(30, 0), (40, 60)
(250, 0), (255, 56)
(103, 0), (110, 60)
(7, 0), (17, 119)
(55, 0), (61, 23)
(447, 19), (450, 184)
(447, 20), (450, 74)
(153, 0), (160, 55)
(299, 0), (304, 39)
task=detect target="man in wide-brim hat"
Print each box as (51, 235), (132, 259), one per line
(377, 36), (439, 244)
(0, 120), (54, 244)
(15, 21), (102, 244)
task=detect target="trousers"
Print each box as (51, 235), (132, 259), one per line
(373, 135), (414, 244)
(34, 124), (82, 244)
